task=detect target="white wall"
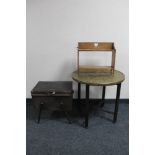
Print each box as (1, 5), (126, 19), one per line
(27, 0), (129, 99)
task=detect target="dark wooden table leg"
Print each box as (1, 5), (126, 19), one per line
(77, 82), (81, 114)
(100, 86), (106, 107)
(65, 112), (72, 124)
(37, 103), (43, 124)
(113, 83), (121, 123)
(85, 84), (90, 128)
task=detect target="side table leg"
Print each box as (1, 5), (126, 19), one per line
(113, 83), (121, 123)
(100, 86), (106, 107)
(37, 103), (43, 124)
(65, 112), (72, 124)
(85, 84), (90, 128)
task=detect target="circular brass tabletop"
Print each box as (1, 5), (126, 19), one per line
(72, 70), (125, 86)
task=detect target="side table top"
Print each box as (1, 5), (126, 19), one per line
(72, 70), (125, 86)
(31, 81), (73, 95)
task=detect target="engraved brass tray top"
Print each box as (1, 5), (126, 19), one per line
(72, 70), (125, 86)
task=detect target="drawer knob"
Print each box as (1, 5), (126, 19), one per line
(60, 101), (64, 105)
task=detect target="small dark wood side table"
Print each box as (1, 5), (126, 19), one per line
(31, 81), (73, 124)
(72, 70), (125, 128)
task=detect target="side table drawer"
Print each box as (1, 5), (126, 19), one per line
(32, 96), (72, 111)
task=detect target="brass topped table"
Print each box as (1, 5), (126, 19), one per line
(72, 70), (125, 128)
